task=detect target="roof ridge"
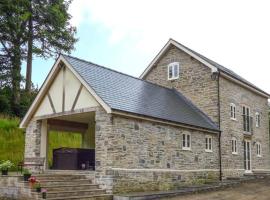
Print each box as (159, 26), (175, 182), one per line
(62, 54), (178, 92)
(172, 88), (219, 130)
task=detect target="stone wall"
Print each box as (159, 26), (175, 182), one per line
(0, 176), (34, 199)
(144, 45), (219, 124)
(219, 76), (270, 177)
(104, 115), (220, 193)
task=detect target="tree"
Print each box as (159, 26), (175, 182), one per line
(25, 0), (77, 92)
(0, 0), (28, 115)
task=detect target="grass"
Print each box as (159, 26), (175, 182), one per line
(0, 116), (81, 171)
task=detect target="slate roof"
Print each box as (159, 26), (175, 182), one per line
(63, 55), (219, 132)
(172, 39), (270, 96)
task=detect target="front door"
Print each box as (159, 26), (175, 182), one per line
(244, 140), (252, 172)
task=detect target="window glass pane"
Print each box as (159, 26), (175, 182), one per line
(182, 134), (185, 147)
(169, 66), (173, 78)
(187, 134), (190, 147)
(209, 138), (212, 150)
(235, 140), (237, 152)
(173, 65), (178, 77)
(233, 107), (236, 118)
(206, 138), (208, 149)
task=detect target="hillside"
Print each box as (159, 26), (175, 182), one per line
(0, 116), (81, 170)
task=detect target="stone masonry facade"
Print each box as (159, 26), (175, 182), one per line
(219, 76), (270, 177)
(94, 107), (219, 193)
(143, 44), (270, 178)
(145, 45), (219, 124)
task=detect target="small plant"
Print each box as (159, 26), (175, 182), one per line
(0, 160), (14, 175)
(34, 181), (42, 192)
(23, 168), (32, 181)
(28, 176), (37, 188)
(41, 188), (47, 199)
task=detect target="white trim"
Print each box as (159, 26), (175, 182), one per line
(140, 39), (218, 79)
(256, 142), (262, 157)
(60, 56), (112, 113)
(205, 135), (213, 152)
(19, 56), (112, 128)
(182, 133), (191, 150)
(167, 62), (180, 80)
(255, 112), (260, 128)
(140, 39), (270, 98)
(230, 103), (236, 120)
(231, 137), (238, 154)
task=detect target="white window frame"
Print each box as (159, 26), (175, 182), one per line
(256, 142), (262, 157)
(168, 62), (180, 80)
(230, 103), (236, 120)
(182, 133), (191, 150)
(231, 137), (238, 154)
(205, 135), (213, 152)
(255, 112), (261, 127)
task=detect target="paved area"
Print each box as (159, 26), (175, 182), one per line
(161, 178), (270, 200)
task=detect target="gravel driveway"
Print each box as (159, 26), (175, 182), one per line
(161, 178), (270, 200)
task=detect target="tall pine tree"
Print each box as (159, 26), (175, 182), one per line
(25, 0), (77, 92)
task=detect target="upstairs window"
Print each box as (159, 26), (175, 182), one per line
(230, 103), (236, 120)
(255, 112), (261, 127)
(182, 133), (191, 150)
(231, 137), (237, 154)
(242, 106), (252, 133)
(205, 135), (213, 152)
(256, 142), (262, 157)
(168, 62), (179, 80)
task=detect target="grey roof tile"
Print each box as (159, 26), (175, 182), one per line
(63, 55), (219, 131)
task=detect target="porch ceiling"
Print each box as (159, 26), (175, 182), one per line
(52, 112), (95, 124)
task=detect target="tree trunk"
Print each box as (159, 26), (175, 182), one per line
(25, 4), (33, 93)
(11, 40), (22, 116)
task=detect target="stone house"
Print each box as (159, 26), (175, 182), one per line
(20, 39), (270, 193)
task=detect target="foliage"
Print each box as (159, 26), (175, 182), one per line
(0, 86), (38, 117)
(22, 168), (31, 175)
(0, 160), (14, 170)
(0, 115), (81, 171)
(33, 181), (41, 189)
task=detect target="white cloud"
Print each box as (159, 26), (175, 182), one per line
(69, 0), (270, 93)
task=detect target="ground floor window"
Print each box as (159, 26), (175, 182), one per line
(182, 133), (191, 150)
(231, 137), (237, 154)
(205, 135), (212, 152)
(256, 142), (262, 157)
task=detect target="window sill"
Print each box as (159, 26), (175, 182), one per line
(257, 155), (262, 158)
(230, 118), (237, 121)
(232, 152), (238, 155)
(182, 147), (191, 151)
(168, 77), (179, 81)
(205, 149), (213, 153)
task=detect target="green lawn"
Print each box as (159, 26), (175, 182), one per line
(0, 116), (81, 171)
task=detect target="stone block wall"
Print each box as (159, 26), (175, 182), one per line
(101, 115), (220, 193)
(219, 76), (270, 177)
(144, 45), (219, 125)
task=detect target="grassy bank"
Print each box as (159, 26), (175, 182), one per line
(0, 116), (81, 170)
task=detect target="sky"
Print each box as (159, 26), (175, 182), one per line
(21, 0), (270, 93)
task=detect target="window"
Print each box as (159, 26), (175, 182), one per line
(256, 142), (262, 157)
(231, 137), (237, 154)
(255, 112), (261, 127)
(205, 135), (212, 152)
(168, 62), (179, 80)
(242, 106), (252, 132)
(230, 103), (236, 120)
(182, 133), (191, 150)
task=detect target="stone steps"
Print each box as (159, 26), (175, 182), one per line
(38, 184), (100, 191)
(38, 189), (106, 198)
(23, 173), (112, 200)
